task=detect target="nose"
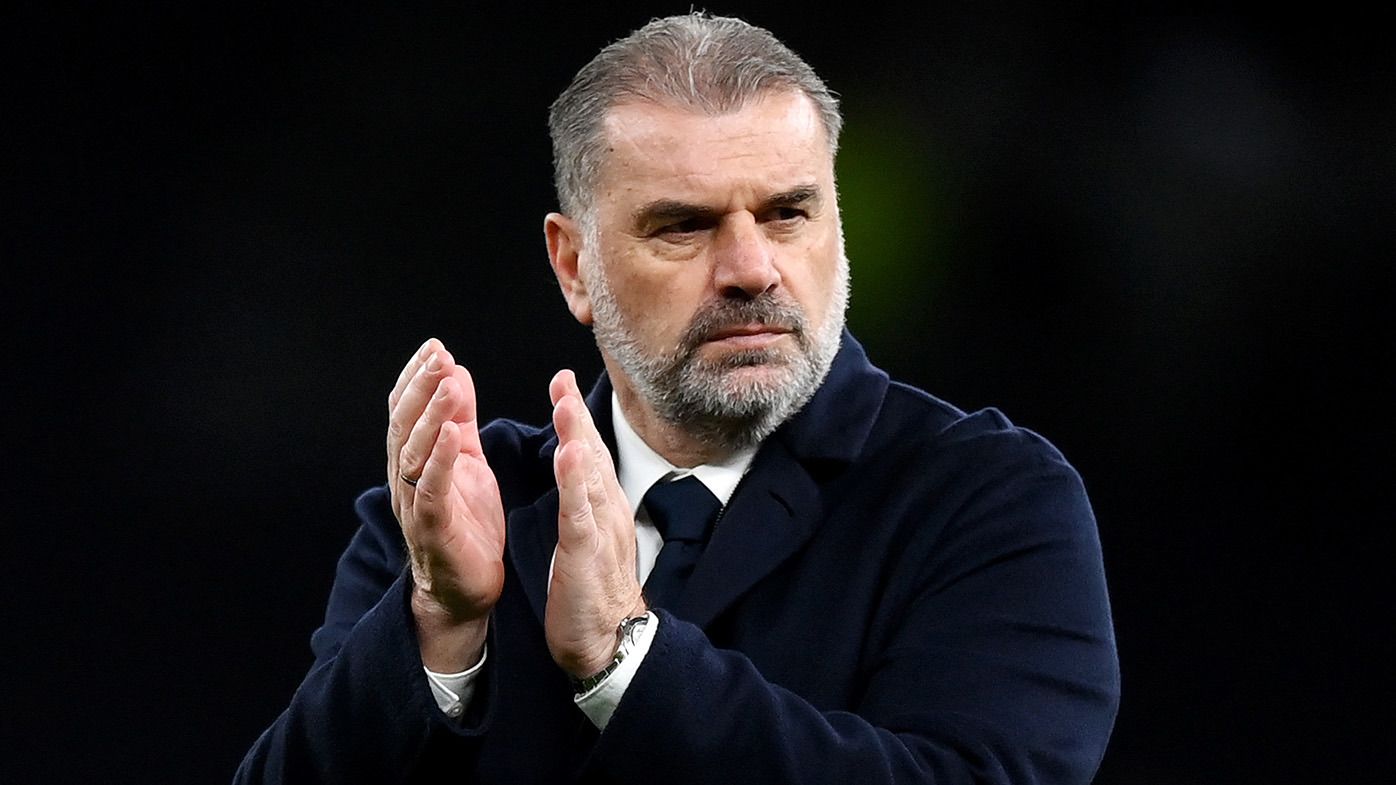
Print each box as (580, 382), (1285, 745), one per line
(712, 212), (781, 299)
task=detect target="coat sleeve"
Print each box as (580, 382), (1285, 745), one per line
(232, 487), (497, 784)
(584, 424), (1120, 785)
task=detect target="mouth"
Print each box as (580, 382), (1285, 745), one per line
(702, 323), (793, 349)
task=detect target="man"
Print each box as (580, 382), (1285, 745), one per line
(236, 12), (1119, 785)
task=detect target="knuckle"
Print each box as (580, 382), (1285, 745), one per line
(411, 361), (432, 386)
(564, 499), (594, 526)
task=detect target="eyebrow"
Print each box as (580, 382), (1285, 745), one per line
(632, 184), (823, 229)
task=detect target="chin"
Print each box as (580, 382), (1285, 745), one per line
(720, 360), (790, 384)
(700, 343), (794, 369)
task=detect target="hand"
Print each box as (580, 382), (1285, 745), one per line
(388, 339), (506, 669)
(544, 369), (647, 679)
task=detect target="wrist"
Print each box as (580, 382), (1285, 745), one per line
(412, 589), (489, 672)
(567, 595), (650, 678)
(569, 612), (651, 695)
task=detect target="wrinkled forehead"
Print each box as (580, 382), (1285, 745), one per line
(593, 92), (835, 209)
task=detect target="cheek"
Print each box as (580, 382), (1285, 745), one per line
(614, 266), (710, 327)
(639, 285), (703, 342)
(783, 236), (841, 315)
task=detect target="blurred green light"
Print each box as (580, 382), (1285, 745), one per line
(836, 105), (947, 343)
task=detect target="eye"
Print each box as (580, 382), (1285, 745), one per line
(762, 206), (807, 225)
(655, 215), (718, 237)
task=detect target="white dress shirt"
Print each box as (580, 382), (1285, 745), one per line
(425, 393), (756, 728)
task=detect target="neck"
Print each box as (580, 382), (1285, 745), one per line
(607, 364), (733, 469)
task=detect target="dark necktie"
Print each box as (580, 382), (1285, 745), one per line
(641, 475), (722, 609)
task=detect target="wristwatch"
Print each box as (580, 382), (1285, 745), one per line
(569, 613), (650, 695)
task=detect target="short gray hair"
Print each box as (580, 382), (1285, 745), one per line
(548, 12), (842, 222)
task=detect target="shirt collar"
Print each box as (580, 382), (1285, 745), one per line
(611, 393), (756, 508)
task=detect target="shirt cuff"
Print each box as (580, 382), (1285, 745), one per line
(574, 611), (658, 730)
(424, 644), (488, 719)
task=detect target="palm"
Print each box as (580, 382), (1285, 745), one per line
(437, 449), (507, 615)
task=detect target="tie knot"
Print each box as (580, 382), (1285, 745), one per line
(642, 475), (721, 543)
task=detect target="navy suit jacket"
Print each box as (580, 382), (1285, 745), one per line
(235, 333), (1119, 784)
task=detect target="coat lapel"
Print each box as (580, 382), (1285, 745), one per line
(506, 488), (559, 625)
(675, 437), (824, 628)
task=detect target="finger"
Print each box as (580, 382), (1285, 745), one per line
(387, 339), (439, 520)
(550, 369), (627, 512)
(445, 364), (486, 458)
(555, 395), (632, 554)
(388, 346), (456, 476)
(548, 368), (575, 407)
(552, 395), (602, 490)
(399, 375), (459, 484)
(560, 396), (612, 513)
(550, 370), (608, 468)
(411, 419), (461, 532)
(553, 438), (598, 553)
(388, 338), (440, 414)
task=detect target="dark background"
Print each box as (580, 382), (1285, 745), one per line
(4, 3), (1390, 783)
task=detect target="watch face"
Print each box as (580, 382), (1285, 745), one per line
(572, 615), (650, 695)
(620, 614), (649, 645)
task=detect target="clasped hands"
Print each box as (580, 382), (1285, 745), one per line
(386, 338), (647, 678)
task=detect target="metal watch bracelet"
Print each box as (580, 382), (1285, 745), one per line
(569, 613), (650, 695)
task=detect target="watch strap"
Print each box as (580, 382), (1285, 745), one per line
(570, 613), (650, 695)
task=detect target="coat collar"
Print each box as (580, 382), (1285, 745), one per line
(507, 330), (890, 628)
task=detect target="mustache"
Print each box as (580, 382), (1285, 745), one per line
(678, 294), (808, 351)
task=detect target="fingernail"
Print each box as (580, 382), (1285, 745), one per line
(427, 353), (442, 372)
(418, 339), (433, 359)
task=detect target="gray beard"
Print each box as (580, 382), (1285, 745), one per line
(588, 259), (849, 451)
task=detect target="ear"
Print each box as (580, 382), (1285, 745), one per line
(544, 212), (593, 325)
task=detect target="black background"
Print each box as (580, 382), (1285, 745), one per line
(4, 3), (1390, 783)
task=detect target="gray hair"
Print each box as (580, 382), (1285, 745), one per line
(547, 12), (842, 224)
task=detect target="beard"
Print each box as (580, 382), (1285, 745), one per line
(587, 255), (849, 450)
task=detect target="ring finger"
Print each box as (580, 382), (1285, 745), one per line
(399, 374), (459, 486)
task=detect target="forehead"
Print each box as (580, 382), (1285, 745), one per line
(594, 92), (834, 210)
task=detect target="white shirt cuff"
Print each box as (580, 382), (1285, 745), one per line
(424, 644), (488, 719)
(574, 612), (658, 730)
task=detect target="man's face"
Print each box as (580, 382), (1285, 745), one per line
(577, 91), (848, 446)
